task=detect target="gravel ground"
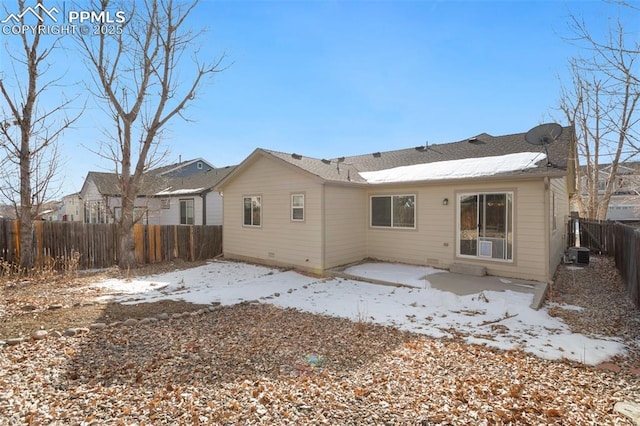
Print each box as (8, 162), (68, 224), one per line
(547, 255), (640, 371)
(0, 256), (639, 425)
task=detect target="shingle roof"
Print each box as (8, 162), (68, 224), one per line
(264, 150), (368, 183)
(257, 125), (573, 185)
(578, 161), (640, 175)
(85, 165), (236, 197)
(154, 165), (236, 194)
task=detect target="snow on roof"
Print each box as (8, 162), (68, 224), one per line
(155, 187), (205, 196)
(359, 152), (547, 184)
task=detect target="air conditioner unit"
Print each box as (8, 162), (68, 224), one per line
(568, 247), (590, 265)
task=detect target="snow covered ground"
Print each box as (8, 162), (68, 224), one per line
(90, 259), (625, 366)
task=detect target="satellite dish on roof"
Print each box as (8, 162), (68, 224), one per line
(524, 123), (563, 167)
(525, 123), (563, 146)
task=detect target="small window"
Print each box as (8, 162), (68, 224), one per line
(197, 161), (203, 170)
(291, 194), (304, 221)
(370, 195), (415, 228)
(243, 196), (261, 227)
(180, 199), (194, 225)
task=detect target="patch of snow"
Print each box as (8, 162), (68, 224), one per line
(88, 259), (624, 365)
(359, 152), (546, 184)
(344, 262), (442, 288)
(93, 279), (168, 295)
(565, 265), (585, 271)
(546, 301), (585, 312)
(155, 187), (205, 196)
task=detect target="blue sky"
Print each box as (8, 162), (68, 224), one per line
(1, 0), (638, 197)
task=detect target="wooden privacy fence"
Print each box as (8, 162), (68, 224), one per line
(0, 219), (222, 270)
(568, 218), (640, 308)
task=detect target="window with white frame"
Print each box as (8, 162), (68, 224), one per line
(243, 196), (261, 226)
(291, 194), (304, 221)
(370, 195), (415, 228)
(179, 199), (194, 225)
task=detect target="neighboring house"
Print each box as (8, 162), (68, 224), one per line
(79, 158), (235, 226)
(60, 193), (84, 222)
(35, 200), (62, 221)
(576, 162), (640, 222)
(215, 126), (575, 283)
(0, 204), (16, 220)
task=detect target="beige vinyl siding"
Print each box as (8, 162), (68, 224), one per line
(324, 185), (367, 268)
(549, 177), (569, 278)
(513, 181), (547, 281)
(222, 155), (324, 272)
(366, 185), (453, 268)
(365, 179), (549, 282)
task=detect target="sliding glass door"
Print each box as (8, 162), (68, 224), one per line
(458, 192), (513, 261)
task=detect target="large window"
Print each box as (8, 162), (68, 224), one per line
(291, 194), (304, 221)
(243, 196), (261, 226)
(180, 199), (194, 225)
(370, 195), (415, 228)
(458, 192), (513, 261)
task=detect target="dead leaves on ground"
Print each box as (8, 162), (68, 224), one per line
(1, 303), (638, 424)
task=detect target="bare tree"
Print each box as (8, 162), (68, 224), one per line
(0, 0), (81, 269)
(78, 0), (224, 269)
(559, 10), (640, 220)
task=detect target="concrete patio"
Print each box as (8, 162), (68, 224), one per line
(330, 263), (548, 310)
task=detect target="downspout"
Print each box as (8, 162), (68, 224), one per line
(104, 195), (109, 224)
(201, 190), (211, 225)
(321, 183), (326, 272)
(543, 177), (551, 282)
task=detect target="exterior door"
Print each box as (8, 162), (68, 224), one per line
(458, 192), (513, 261)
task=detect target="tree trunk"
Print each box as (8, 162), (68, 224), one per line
(117, 196), (137, 270)
(18, 209), (34, 269)
(18, 128), (34, 269)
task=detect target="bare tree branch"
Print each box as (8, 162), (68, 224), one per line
(0, 0), (83, 268)
(559, 6), (640, 220)
(78, 0), (225, 269)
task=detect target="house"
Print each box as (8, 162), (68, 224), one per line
(80, 158), (235, 225)
(35, 200), (62, 221)
(0, 204), (16, 220)
(576, 162), (640, 222)
(60, 193), (84, 222)
(215, 125), (575, 283)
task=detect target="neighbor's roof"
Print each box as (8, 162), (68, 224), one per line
(154, 166), (236, 196)
(83, 165), (236, 197)
(151, 158), (216, 176)
(219, 125), (573, 187)
(578, 161), (640, 176)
